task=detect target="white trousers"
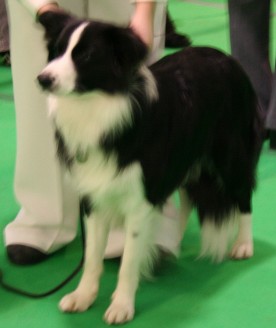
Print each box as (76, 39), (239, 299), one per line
(5, 0), (180, 256)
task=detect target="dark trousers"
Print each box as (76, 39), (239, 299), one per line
(228, 0), (276, 130)
(0, 0), (9, 52)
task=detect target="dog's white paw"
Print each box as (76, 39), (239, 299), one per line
(230, 240), (253, 260)
(59, 290), (96, 313)
(104, 298), (135, 325)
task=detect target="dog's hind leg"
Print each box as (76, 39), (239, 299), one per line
(104, 204), (158, 325)
(59, 213), (109, 313)
(200, 211), (239, 262)
(230, 213), (253, 259)
(200, 212), (253, 262)
(229, 188), (254, 259)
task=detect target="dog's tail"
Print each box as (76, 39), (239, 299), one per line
(199, 211), (239, 262)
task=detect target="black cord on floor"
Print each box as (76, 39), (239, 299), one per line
(0, 203), (86, 298)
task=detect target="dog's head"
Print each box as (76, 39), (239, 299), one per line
(37, 12), (148, 95)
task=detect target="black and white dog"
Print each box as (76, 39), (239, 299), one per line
(37, 12), (263, 324)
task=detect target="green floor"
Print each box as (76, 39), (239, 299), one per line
(1, 1), (276, 327)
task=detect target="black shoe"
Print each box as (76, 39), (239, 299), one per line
(270, 130), (276, 150)
(165, 12), (191, 48)
(6, 245), (48, 265)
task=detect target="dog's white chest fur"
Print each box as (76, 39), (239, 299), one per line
(48, 92), (144, 212)
(48, 91), (131, 148)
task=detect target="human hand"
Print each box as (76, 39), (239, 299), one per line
(130, 2), (155, 49)
(37, 2), (62, 16)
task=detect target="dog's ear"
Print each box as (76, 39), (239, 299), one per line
(107, 26), (149, 76)
(38, 11), (74, 61)
(38, 11), (72, 42)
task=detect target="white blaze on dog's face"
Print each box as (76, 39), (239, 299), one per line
(38, 23), (88, 95)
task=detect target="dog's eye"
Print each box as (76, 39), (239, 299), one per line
(73, 47), (94, 63)
(54, 47), (63, 58)
(79, 51), (92, 62)
(54, 39), (69, 58)
(48, 44), (64, 61)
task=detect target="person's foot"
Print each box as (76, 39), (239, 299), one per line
(6, 245), (48, 265)
(270, 130), (276, 150)
(165, 12), (191, 48)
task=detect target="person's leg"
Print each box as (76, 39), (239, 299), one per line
(4, 0), (85, 264)
(228, 0), (271, 118)
(0, 0), (10, 65)
(266, 72), (276, 149)
(0, 0), (9, 51)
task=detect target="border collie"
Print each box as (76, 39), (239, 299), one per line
(37, 11), (263, 324)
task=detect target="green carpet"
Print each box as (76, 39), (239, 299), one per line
(1, 1), (276, 327)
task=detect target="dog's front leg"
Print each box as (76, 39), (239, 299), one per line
(59, 213), (109, 312)
(104, 205), (156, 325)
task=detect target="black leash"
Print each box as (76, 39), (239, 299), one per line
(0, 204), (86, 298)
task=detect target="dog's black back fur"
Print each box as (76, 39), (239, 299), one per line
(101, 47), (263, 222)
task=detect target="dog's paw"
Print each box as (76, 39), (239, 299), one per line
(59, 290), (96, 313)
(104, 298), (135, 325)
(230, 240), (253, 260)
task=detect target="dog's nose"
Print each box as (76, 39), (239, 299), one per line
(37, 73), (55, 90)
